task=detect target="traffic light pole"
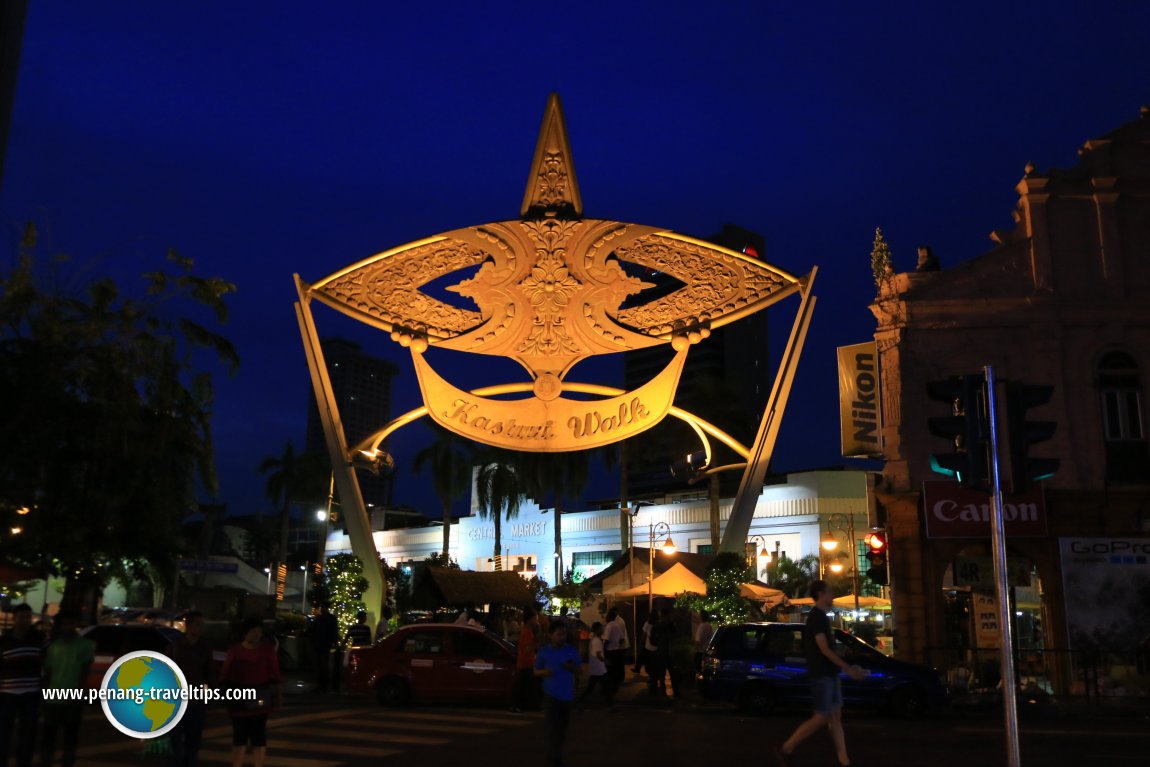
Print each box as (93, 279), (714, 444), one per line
(984, 365), (1021, 767)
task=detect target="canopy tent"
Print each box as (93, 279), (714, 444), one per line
(777, 595), (890, 609)
(408, 567), (537, 609)
(612, 562), (706, 599)
(739, 582), (788, 608)
(832, 595), (891, 610)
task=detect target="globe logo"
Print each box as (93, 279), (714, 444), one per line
(100, 651), (188, 739)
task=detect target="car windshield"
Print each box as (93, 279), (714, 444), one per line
(482, 629), (515, 653)
(835, 629), (885, 662)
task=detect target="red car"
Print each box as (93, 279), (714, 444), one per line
(346, 623), (517, 706)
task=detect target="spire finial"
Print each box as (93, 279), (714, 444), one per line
(521, 93), (582, 218)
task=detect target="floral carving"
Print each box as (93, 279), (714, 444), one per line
(319, 240), (483, 338)
(533, 151), (570, 209)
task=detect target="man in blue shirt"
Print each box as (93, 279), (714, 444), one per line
(534, 620), (581, 767)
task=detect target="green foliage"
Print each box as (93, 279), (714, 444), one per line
(425, 551), (460, 569)
(772, 553), (821, 598)
(475, 456), (525, 561)
(676, 552), (754, 626)
(325, 553), (368, 638)
(871, 226), (894, 287)
(0, 225), (237, 607)
(258, 442), (329, 571)
(413, 423), (474, 556)
(705, 552), (752, 597)
(523, 574), (549, 606)
(547, 567), (590, 612)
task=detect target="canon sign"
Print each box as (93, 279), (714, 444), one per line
(922, 481), (1047, 538)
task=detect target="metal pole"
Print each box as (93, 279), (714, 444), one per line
(849, 516), (859, 616)
(628, 507), (637, 666)
(301, 566), (309, 614)
(317, 473), (334, 566)
(648, 523), (655, 612)
(984, 365), (1021, 767)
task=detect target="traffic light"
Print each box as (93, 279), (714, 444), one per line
(926, 375), (989, 488)
(864, 531), (888, 585)
(1005, 382), (1060, 493)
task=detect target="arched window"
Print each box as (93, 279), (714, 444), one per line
(1098, 351), (1147, 483)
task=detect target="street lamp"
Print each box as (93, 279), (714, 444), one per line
(746, 534), (773, 580)
(648, 521), (676, 611)
(821, 513), (861, 615)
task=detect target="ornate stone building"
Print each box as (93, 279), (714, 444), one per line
(871, 106), (1150, 692)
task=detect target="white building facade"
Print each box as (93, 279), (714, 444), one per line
(324, 470), (873, 587)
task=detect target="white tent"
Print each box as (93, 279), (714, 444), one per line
(612, 562), (706, 599)
(739, 582), (788, 607)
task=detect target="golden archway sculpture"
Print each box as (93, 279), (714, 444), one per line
(294, 94), (817, 621)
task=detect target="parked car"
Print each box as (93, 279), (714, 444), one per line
(346, 623), (517, 706)
(81, 623), (224, 689)
(698, 622), (947, 718)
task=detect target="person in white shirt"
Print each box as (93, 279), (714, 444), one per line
(634, 608), (658, 674)
(602, 607), (627, 693)
(578, 622), (613, 707)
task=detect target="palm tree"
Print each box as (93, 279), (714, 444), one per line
(412, 424), (474, 557)
(475, 457), (525, 570)
(514, 451), (589, 585)
(258, 443), (328, 578)
(772, 553), (821, 598)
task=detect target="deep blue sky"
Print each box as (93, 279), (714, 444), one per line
(2, 2), (1148, 520)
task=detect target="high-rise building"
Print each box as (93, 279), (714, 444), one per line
(304, 337), (399, 508)
(623, 224), (771, 498)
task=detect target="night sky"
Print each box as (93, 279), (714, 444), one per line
(2, 2), (1148, 521)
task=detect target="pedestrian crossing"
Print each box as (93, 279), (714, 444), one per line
(77, 705), (538, 766)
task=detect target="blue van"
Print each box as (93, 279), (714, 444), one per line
(698, 622), (947, 718)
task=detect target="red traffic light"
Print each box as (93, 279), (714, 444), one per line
(864, 531), (887, 552)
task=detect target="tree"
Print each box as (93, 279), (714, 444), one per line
(474, 456), (525, 568)
(676, 551), (754, 626)
(547, 567), (591, 614)
(0, 225), (237, 619)
(258, 442), (328, 581)
(772, 553), (821, 598)
(412, 424), (473, 558)
(514, 451), (589, 584)
(325, 553), (368, 638)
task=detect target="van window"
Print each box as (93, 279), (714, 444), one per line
(714, 627), (760, 656)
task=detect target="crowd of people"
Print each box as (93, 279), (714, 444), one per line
(1, 593), (859, 767)
(0, 606), (284, 767)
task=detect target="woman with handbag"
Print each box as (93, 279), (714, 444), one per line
(220, 618), (281, 767)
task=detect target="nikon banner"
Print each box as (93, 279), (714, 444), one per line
(837, 341), (882, 457)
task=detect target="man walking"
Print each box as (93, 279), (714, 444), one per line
(776, 580), (865, 767)
(534, 620), (581, 767)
